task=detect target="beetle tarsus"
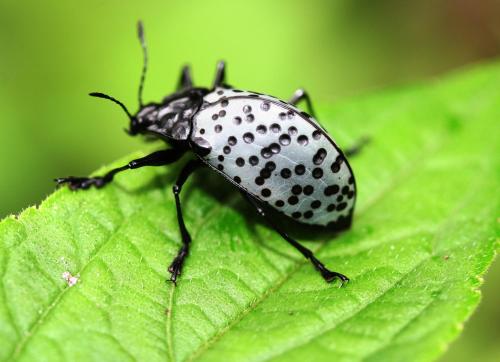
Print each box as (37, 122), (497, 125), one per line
(309, 254), (349, 286)
(55, 176), (107, 190)
(168, 246), (188, 285)
(320, 269), (350, 286)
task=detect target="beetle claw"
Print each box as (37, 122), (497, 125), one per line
(322, 270), (349, 287)
(168, 257), (183, 286)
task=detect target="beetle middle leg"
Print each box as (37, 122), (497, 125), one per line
(55, 149), (185, 190)
(289, 88), (317, 119)
(168, 159), (203, 285)
(288, 88), (370, 158)
(212, 60), (229, 88)
(240, 191), (349, 286)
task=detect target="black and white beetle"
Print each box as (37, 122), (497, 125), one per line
(56, 22), (363, 286)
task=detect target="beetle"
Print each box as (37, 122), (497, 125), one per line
(56, 22), (364, 286)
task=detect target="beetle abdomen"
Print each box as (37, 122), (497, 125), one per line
(191, 88), (356, 228)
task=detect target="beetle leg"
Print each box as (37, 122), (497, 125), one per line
(177, 65), (193, 90)
(288, 88), (317, 119)
(55, 149), (185, 190)
(212, 60), (229, 89)
(344, 136), (371, 157)
(240, 191), (349, 286)
(168, 159), (203, 285)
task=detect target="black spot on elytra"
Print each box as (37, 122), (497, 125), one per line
(255, 176), (265, 186)
(295, 164), (305, 175)
(256, 125), (267, 134)
(313, 148), (327, 165)
(288, 126), (298, 136)
(270, 143), (281, 154)
(236, 157), (245, 167)
(324, 185), (339, 196)
(260, 168), (271, 179)
(279, 134), (291, 146)
(265, 161), (276, 171)
(261, 147), (272, 158)
(280, 168), (291, 178)
(312, 130), (322, 140)
(311, 200), (321, 209)
(337, 202), (347, 211)
(303, 185), (314, 195)
(312, 168), (323, 179)
(297, 135), (309, 146)
(261, 188), (271, 197)
(243, 132), (254, 143)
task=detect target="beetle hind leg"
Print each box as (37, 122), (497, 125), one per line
(344, 136), (371, 158)
(289, 88), (317, 119)
(240, 191), (349, 286)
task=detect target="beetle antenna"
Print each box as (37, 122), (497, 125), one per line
(89, 92), (134, 121)
(137, 20), (148, 108)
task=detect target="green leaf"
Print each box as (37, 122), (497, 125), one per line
(1, 62), (499, 362)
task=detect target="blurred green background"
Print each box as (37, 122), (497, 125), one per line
(0, 1), (498, 361)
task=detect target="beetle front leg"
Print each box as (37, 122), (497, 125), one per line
(168, 159), (203, 285)
(55, 149), (184, 190)
(240, 191), (349, 286)
(177, 65), (193, 91)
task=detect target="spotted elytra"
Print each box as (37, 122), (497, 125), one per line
(56, 21), (365, 286)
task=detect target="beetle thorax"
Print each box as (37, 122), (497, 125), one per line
(136, 95), (201, 141)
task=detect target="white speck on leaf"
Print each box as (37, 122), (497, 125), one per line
(62, 271), (79, 287)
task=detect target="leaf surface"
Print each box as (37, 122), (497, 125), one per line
(1, 63), (499, 362)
